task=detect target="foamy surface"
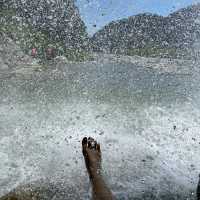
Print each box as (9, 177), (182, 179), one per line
(0, 59), (199, 199)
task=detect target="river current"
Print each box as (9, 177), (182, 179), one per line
(0, 58), (200, 199)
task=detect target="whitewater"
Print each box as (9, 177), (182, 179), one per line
(0, 55), (199, 199)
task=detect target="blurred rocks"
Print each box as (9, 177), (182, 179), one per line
(5, 0), (89, 50)
(91, 4), (200, 58)
(0, 33), (42, 78)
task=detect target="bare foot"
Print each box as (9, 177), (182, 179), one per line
(82, 137), (113, 199)
(82, 137), (101, 178)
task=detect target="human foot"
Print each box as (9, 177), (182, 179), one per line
(82, 137), (101, 178)
(82, 137), (113, 200)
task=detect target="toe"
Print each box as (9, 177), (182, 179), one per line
(97, 143), (101, 153)
(82, 137), (88, 154)
(82, 137), (88, 146)
(88, 141), (91, 148)
(88, 137), (97, 149)
(88, 137), (93, 148)
(94, 141), (97, 149)
(88, 137), (95, 142)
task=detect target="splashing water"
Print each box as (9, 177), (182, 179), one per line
(0, 58), (199, 199)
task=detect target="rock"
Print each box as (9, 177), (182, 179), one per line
(91, 4), (200, 57)
(0, 34), (42, 76)
(5, 0), (89, 50)
(54, 56), (69, 63)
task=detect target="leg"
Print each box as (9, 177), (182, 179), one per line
(82, 137), (114, 200)
(197, 174), (200, 200)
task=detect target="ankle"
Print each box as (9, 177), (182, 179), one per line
(89, 168), (102, 180)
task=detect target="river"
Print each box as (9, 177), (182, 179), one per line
(0, 56), (199, 199)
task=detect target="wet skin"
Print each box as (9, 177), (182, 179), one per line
(82, 137), (114, 200)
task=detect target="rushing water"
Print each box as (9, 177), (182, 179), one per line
(0, 59), (200, 199)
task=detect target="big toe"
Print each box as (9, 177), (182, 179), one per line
(82, 137), (88, 155)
